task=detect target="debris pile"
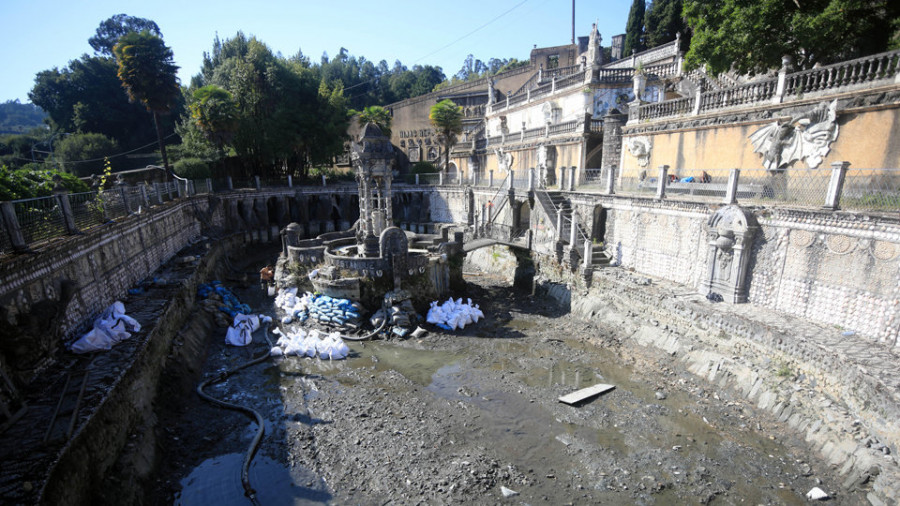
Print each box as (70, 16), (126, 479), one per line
(71, 301), (142, 353)
(270, 328), (350, 359)
(426, 298), (484, 331)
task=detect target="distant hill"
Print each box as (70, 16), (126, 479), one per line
(0, 101), (47, 134)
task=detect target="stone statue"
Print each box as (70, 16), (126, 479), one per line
(494, 148), (513, 173)
(749, 99), (840, 171)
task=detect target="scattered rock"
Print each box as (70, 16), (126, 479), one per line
(655, 391), (667, 400)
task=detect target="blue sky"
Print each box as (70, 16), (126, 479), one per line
(1, 0), (633, 104)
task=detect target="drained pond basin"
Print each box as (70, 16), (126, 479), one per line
(152, 264), (864, 505)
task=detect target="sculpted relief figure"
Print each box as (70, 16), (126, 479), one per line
(749, 100), (839, 171)
(625, 136), (652, 167)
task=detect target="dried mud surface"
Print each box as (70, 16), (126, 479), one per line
(149, 264), (866, 505)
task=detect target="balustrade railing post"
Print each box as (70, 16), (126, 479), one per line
(254, 175), (261, 190)
(227, 176), (233, 191)
(1, 202), (27, 251)
(287, 175), (293, 188)
(439, 172), (444, 186)
(528, 167), (535, 192)
(724, 168), (741, 204)
(489, 170), (494, 187)
(568, 166), (576, 192)
(692, 89), (701, 115)
(774, 55), (792, 104)
(824, 161), (850, 210)
(656, 165), (670, 200)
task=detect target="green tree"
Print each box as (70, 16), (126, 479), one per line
(683, 0), (900, 76)
(644, 0), (687, 49)
(29, 56), (163, 149)
(113, 30), (180, 173)
(356, 105), (392, 137)
(189, 85), (238, 149)
(54, 132), (118, 176)
(89, 14), (162, 56)
(624, 0), (647, 57)
(429, 99), (462, 173)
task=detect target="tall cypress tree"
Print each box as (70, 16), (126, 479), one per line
(623, 0), (647, 57)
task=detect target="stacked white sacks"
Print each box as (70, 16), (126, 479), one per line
(425, 297), (484, 331)
(270, 328), (349, 359)
(224, 314), (270, 347)
(71, 301), (142, 353)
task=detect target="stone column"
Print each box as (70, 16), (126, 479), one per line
(724, 169), (741, 204)
(287, 175), (293, 188)
(415, 174), (420, 185)
(254, 175), (261, 190)
(824, 161), (850, 210)
(206, 178), (212, 193)
(559, 167), (567, 191)
(556, 207), (564, 243)
(384, 177), (393, 225)
(139, 184), (150, 209)
(154, 183), (164, 204)
(322, 174), (327, 187)
(568, 167), (576, 191)
(509, 169), (515, 190)
(227, 176), (233, 191)
(773, 55), (792, 104)
(656, 165), (669, 199)
(582, 239), (592, 270)
(528, 167), (535, 192)
(439, 172), (444, 186)
(489, 170), (494, 187)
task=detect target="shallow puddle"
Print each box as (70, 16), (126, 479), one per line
(175, 452), (329, 506)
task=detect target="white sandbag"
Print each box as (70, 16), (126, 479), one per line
(71, 328), (115, 354)
(270, 347), (283, 357)
(281, 316), (292, 324)
(72, 301), (141, 353)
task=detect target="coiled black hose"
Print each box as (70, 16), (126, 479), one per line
(196, 322), (272, 505)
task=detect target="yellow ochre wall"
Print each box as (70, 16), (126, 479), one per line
(621, 106), (900, 175)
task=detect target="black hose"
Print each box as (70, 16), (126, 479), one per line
(196, 322), (272, 506)
(340, 298), (390, 341)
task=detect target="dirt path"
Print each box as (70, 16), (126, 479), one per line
(150, 268), (865, 505)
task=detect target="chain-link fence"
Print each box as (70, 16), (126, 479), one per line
(840, 168), (900, 211)
(14, 196), (66, 246)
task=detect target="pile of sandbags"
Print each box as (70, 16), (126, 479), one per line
(426, 298), (484, 331)
(275, 288), (362, 327)
(71, 301), (142, 353)
(197, 281), (252, 319)
(270, 328), (349, 360)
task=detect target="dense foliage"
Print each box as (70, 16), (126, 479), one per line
(89, 14), (162, 56)
(0, 165), (89, 201)
(643, 0), (687, 49)
(683, 0), (900, 75)
(54, 133), (119, 176)
(188, 32), (349, 178)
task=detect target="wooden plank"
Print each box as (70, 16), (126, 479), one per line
(558, 383), (615, 405)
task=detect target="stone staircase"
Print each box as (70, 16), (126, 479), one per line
(534, 188), (608, 268)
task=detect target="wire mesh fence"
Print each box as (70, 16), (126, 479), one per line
(14, 196), (67, 246)
(69, 191), (103, 231)
(839, 168), (900, 211)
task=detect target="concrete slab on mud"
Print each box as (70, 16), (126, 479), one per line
(558, 383), (615, 405)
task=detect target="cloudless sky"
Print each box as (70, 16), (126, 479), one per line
(1, 0), (634, 104)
